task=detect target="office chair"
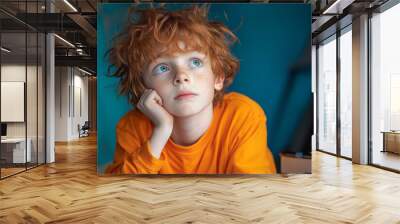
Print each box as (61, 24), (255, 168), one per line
(79, 121), (90, 138)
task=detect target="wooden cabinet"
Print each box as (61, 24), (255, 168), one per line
(382, 131), (400, 154)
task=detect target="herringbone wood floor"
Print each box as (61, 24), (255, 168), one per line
(1, 135), (400, 224)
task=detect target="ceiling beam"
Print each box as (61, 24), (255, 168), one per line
(55, 55), (96, 73)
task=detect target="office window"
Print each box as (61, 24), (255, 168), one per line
(339, 27), (352, 158)
(371, 2), (400, 171)
(317, 35), (337, 154)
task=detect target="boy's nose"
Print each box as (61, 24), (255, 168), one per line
(173, 71), (191, 85)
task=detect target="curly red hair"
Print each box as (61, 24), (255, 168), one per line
(108, 5), (240, 105)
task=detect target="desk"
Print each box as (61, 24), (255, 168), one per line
(381, 131), (400, 154)
(1, 138), (31, 163)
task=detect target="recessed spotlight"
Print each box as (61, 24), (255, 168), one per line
(1, 47), (11, 53)
(77, 67), (93, 76)
(54, 34), (75, 48)
(63, 0), (78, 12)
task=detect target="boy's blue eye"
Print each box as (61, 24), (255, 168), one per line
(153, 64), (170, 75)
(190, 58), (203, 68)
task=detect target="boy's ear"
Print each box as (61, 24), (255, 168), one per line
(214, 76), (224, 91)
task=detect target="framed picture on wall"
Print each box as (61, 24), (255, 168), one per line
(97, 3), (312, 175)
(1, 81), (25, 122)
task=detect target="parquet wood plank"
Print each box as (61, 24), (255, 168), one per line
(0, 135), (399, 223)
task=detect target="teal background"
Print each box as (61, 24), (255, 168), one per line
(97, 3), (311, 173)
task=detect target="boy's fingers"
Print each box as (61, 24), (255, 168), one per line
(154, 93), (163, 106)
(148, 90), (163, 106)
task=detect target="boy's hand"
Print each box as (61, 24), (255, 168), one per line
(137, 89), (173, 130)
(137, 89), (173, 159)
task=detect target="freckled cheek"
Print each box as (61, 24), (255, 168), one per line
(193, 74), (215, 96)
(149, 79), (173, 99)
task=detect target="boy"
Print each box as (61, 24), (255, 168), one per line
(105, 5), (276, 174)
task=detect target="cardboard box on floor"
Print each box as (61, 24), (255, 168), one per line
(280, 152), (311, 174)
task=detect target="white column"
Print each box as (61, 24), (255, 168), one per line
(352, 14), (369, 164)
(312, 45), (317, 151)
(46, 1), (55, 163)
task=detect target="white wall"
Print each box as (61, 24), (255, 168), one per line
(55, 66), (69, 141)
(54, 67), (89, 141)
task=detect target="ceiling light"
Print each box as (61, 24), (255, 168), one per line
(54, 34), (75, 48)
(63, 0), (78, 12)
(77, 67), (92, 76)
(1, 47), (11, 53)
(323, 0), (342, 14)
(322, 0), (355, 15)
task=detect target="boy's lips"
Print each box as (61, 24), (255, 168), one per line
(174, 91), (198, 100)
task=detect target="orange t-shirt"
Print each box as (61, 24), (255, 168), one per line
(105, 92), (276, 174)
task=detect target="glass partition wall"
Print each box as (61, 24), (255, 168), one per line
(0, 30), (27, 177)
(0, 1), (46, 179)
